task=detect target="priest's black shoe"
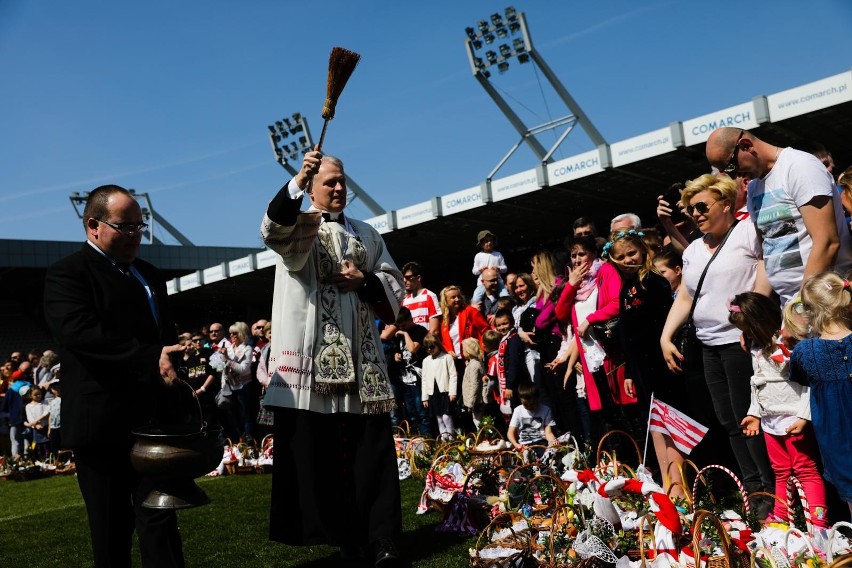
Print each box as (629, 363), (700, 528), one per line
(372, 537), (401, 567)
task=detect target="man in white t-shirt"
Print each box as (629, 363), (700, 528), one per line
(706, 127), (852, 304)
(400, 261), (442, 334)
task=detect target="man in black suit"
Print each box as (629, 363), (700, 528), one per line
(44, 185), (186, 568)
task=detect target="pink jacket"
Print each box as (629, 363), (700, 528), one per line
(555, 262), (622, 411)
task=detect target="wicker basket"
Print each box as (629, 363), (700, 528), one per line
(423, 454), (468, 513)
(689, 509), (747, 568)
(830, 554), (852, 568)
(596, 429), (642, 470)
(691, 464), (750, 517)
(750, 546), (778, 568)
(470, 512), (532, 568)
(392, 419), (411, 439)
(665, 459), (701, 506)
(785, 475), (814, 532)
(406, 435), (435, 479)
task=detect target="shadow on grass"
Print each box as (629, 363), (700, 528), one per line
(400, 521), (472, 565)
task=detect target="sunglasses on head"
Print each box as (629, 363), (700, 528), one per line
(686, 200), (717, 216)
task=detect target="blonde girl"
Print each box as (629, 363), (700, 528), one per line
(790, 271), (852, 512)
(461, 337), (486, 429)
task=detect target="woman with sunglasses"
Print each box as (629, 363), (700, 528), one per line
(220, 321), (258, 440)
(660, 173), (775, 512)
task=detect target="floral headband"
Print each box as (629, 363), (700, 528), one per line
(602, 229), (644, 259)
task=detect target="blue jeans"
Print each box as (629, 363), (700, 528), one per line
(400, 383), (431, 436)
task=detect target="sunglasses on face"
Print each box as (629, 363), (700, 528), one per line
(686, 200), (717, 216)
(723, 130), (745, 175)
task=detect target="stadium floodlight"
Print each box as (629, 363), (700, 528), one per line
(462, 5), (607, 180)
(265, 112), (386, 216)
(268, 112), (313, 169)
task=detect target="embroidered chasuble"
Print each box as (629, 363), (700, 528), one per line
(260, 209), (404, 414)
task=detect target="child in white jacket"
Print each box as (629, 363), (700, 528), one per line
(729, 292), (827, 527)
(421, 333), (458, 439)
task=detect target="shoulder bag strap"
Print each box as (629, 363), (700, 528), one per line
(687, 220), (740, 321)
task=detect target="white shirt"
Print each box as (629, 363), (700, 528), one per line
(682, 221), (761, 346)
(748, 148), (852, 304)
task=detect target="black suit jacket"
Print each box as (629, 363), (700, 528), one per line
(44, 243), (174, 448)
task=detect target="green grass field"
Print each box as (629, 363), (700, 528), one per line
(0, 473), (476, 567)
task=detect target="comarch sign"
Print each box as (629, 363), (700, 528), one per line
(365, 214), (391, 235)
(395, 200), (434, 229)
(610, 127), (675, 167)
(491, 169), (539, 202)
(441, 186), (483, 215)
(682, 101), (759, 146)
(768, 70), (852, 123)
(546, 149), (603, 183)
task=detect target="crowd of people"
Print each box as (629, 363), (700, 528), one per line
(372, 129), (852, 531)
(3, 128), (852, 567)
(0, 321), (279, 459)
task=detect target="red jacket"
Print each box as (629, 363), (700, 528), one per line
(440, 305), (490, 357)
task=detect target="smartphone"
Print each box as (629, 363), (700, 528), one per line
(662, 182), (687, 224)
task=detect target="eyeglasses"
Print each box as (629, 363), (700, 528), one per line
(229, 332), (239, 336)
(253, 325), (264, 330)
(97, 219), (149, 236)
(402, 274), (418, 281)
(191, 338), (202, 342)
(723, 130), (745, 175)
(686, 200), (718, 216)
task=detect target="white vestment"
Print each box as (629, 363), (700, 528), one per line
(260, 209), (404, 414)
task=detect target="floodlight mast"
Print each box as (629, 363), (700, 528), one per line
(266, 113), (386, 216)
(464, 7), (607, 180)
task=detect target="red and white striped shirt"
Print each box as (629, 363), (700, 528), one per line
(402, 288), (442, 330)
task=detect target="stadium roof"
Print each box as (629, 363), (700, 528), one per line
(168, 69), (852, 313)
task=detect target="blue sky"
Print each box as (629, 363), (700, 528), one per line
(1, 1), (850, 248)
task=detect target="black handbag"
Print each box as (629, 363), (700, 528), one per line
(673, 319), (699, 370)
(675, 220), (738, 371)
(592, 318), (620, 353)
